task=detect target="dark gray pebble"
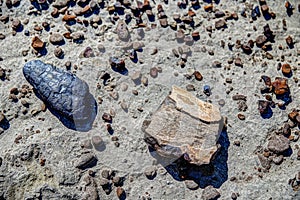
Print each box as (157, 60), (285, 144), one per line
(23, 60), (97, 131)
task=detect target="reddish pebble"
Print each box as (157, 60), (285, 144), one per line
(150, 67), (158, 78)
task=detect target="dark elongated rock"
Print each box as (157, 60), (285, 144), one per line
(23, 60), (97, 131)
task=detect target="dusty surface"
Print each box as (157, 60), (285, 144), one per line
(0, 0), (300, 199)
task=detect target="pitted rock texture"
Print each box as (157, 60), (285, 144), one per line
(23, 60), (97, 131)
(143, 86), (223, 166)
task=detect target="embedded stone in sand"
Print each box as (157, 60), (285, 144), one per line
(142, 86), (223, 166)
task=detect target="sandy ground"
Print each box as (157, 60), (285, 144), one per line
(0, 0), (300, 199)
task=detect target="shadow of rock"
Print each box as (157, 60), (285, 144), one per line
(149, 130), (229, 189)
(276, 92), (292, 105)
(260, 106), (273, 119)
(0, 117), (10, 131)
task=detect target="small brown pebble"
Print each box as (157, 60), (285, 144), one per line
(51, 8), (59, 17)
(49, 33), (64, 45)
(0, 67), (5, 77)
(112, 176), (122, 186)
(40, 158), (46, 166)
(283, 123), (291, 136)
(192, 31), (199, 38)
(178, 47), (183, 54)
(31, 36), (44, 50)
(185, 180), (199, 190)
(65, 61), (71, 70)
(11, 19), (21, 30)
(22, 50), (28, 57)
(281, 64), (292, 76)
(265, 94), (272, 101)
(41, 103), (47, 112)
(234, 57), (243, 66)
(42, 22), (49, 29)
(261, 75), (271, 86)
(159, 18), (168, 27)
(106, 124), (113, 132)
(81, 5), (90, 14)
(202, 186), (221, 200)
(176, 29), (185, 40)
(151, 48), (158, 55)
(132, 42), (144, 50)
(114, 142), (120, 147)
(54, 47), (64, 58)
(286, 35), (293, 47)
(232, 94), (247, 101)
(181, 53), (188, 61)
(261, 4), (269, 14)
(272, 77), (289, 95)
(218, 99), (225, 107)
(285, 1), (293, 10)
(241, 44), (252, 54)
(9, 94), (18, 101)
(102, 113), (112, 122)
(62, 14), (76, 22)
(109, 91), (119, 100)
(130, 71), (142, 83)
(144, 166), (157, 179)
(237, 113), (245, 120)
(256, 35), (267, 47)
(141, 76), (148, 86)
(0, 113), (5, 123)
(82, 47), (95, 58)
(91, 136), (104, 151)
(269, 12), (276, 19)
(231, 12), (238, 20)
(234, 140), (240, 146)
(63, 32), (72, 39)
(0, 33), (6, 40)
(21, 99), (29, 107)
(10, 87), (19, 95)
(101, 169), (110, 179)
(33, 25), (43, 31)
(225, 78), (232, 83)
(150, 67), (158, 78)
(215, 19), (226, 29)
(132, 90), (138, 95)
(0, 15), (9, 23)
(116, 187), (125, 199)
(120, 100), (128, 111)
(14, 134), (22, 144)
(272, 155), (283, 165)
(186, 84), (195, 91)
(265, 52), (273, 60)
(231, 192), (238, 200)
(172, 49), (179, 57)
(212, 61), (222, 68)
(193, 71), (203, 81)
(288, 111), (298, 121)
(208, 50), (214, 55)
(99, 178), (109, 186)
(204, 4), (213, 12)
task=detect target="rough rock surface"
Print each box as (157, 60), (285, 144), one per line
(23, 60), (97, 131)
(267, 135), (290, 154)
(143, 86), (222, 166)
(202, 185), (221, 200)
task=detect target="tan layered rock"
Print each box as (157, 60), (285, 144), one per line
(143, 86), (223, 166)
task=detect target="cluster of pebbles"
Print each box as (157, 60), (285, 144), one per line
(0, 0), (300, 199)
